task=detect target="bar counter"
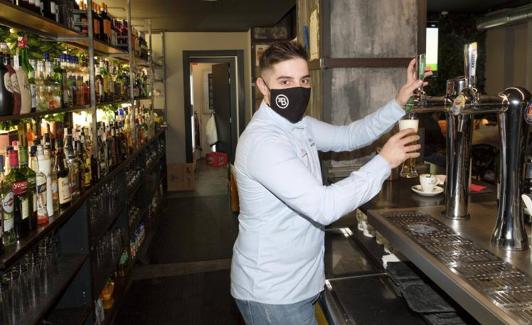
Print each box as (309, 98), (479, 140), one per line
(337, 176), (532, 324)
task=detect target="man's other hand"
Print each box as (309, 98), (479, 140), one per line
(379, 128), (421, 168)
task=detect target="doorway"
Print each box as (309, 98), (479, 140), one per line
(183, 50), (245, 164)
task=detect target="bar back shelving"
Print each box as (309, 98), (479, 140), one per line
(0, 0), (166, 324)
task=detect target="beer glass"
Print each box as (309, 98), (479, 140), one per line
(399, 113), (419, 178)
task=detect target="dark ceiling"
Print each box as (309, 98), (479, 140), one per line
(106, 0), (530, 33)
(428, 0), (531, 13)
(106, 0), (296, 32)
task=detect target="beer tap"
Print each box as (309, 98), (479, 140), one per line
(411, 42), (531, 250)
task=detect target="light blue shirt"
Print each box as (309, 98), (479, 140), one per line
(231, 100), (405, 304)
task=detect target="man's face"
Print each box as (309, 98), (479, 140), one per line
(257, 57), (311, 105)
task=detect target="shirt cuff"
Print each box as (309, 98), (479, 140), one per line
(388, 99), (406, 119)
(358, 154), (392, 182)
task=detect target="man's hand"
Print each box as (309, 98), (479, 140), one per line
(395, 58), (433, 106)
(379, 128), (421, 168)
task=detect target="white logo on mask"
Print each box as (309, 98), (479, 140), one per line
(275, 94), (289, 109)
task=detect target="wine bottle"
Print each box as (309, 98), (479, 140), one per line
(6, 148), (31, 240)
(0, 44), (14, 116)
(18, 139), (37, 230)
(33, 145), (49, 224)
(55, 139), (71, 208)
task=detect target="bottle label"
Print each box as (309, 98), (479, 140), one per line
(4, 72), (13, 93)
(33, 192), (37, 212)
(4, 217), (13, 232)
(58, 176), (71, 204)
(94, 19), (100, 35)
(52, 179), (59, 200)
(12, 180), (28, 196)
(21, 197), (29, 220)
(37, 176), (48, 219)
(3, 192), (13, 214)
(84, 171), (91, 187)
(104, 20), (112, 36)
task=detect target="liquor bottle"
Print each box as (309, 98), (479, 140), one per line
(13, 53), (32, 115)
(0, 155), (14, 247)
(42, 0), (54, 21)
(55, 139), (71, 208)
(65, 129), (80, 199)
(45, 135), (59, 212)
(33, 145), (49, 224)
(4, 51), (22, 115)
(6, 148), (31, 240)
(71, 0), (81, 32)
(18, 135), (37, 230)
(92, 2), (101, 41)
(39, 144), (54, 217)
(100, 3), (112, 44)
(28, 59), (37, 113)
(80, 0), (88, 34)
(78, 140), (91, 190)
(0, 44), (14, 116)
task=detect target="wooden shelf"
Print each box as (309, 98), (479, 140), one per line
(0, 105), (92, 122)
(0, 0), (80, 38)
(0, 1), (128, 57)
(17, 254), (88, 325)
(134, 97), (152, 101)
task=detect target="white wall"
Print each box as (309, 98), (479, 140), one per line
(485, 21), (529, 95)
(163, 32), (253, 164)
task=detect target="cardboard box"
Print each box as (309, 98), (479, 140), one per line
(167, 163), (196, 191)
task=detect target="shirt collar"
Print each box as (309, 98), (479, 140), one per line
(257, 100), (306, 131)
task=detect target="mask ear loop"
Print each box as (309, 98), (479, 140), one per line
(258, 77), (272, 106)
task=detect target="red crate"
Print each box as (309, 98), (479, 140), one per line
(206, 152), (228, 167)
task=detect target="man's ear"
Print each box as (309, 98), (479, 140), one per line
(256, 76), (270, 105)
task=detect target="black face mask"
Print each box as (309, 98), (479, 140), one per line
(263, 80), (311, 123)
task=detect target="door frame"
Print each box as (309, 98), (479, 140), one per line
(183, 50), (245, 163)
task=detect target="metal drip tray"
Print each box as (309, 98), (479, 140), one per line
(381, 211), (532, 324)
(452, 261), (515, 277)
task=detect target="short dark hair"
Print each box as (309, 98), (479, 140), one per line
(259, 41), (308, 73)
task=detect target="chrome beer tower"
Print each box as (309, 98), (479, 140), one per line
(413, 42), (531, 250)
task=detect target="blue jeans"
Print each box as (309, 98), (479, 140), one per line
(235, 293), (321, 325)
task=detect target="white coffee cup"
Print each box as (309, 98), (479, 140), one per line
(419, 174), (438, 193)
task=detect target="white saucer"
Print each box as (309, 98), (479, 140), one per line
(411, 185), (444, 196)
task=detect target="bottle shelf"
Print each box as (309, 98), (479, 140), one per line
(0, 105), (92, 123)
(96, 99), (132, 106)
(16, 254), (88, 325)
(0, 1), (132, 57)
(134, 96), (152, 101)
(129, 207), (147, 236)
(101, 275), (131, 325)
(0, 0), (80, 39)
(0, 129), (166, 269)
(0, 192), (90, 269)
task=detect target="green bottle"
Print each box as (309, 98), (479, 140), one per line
(19, 145), (37, 230)
(0, 154), (12, 248)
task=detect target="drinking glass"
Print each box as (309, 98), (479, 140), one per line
(399, 113), (420, 178)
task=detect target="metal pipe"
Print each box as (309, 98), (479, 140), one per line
(477, 3), (532, 30)
(492, 87), (531, 250)
(87, 0), (97, 154)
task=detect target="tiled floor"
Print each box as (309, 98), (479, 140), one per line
(115, 160), (244, 324)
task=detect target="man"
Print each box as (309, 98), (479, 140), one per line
(231, 41), (424, 325)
